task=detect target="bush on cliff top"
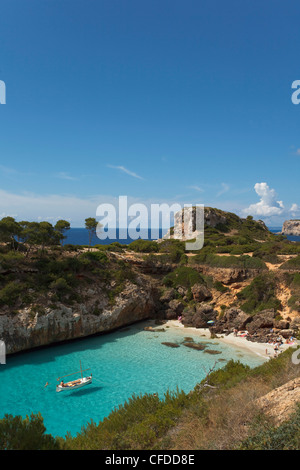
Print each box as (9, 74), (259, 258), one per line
(236, 273), (282, 314)
(163, 266), (205, 289)
(280, 255), (300, 270)
(190, 253), (267, 270)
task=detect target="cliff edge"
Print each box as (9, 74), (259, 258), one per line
(282, 220), (300, 237)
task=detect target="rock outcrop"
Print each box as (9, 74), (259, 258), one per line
(256, 377), (300, 425)
(0, 279), (158, 355)
(191, 284), (212, 302)
(182, 304), (218, 328)
(199, 266), (264, 285)
(209, 307), (299, 342)
(163, 206), (269, 241)
(282, 220), (300, 237)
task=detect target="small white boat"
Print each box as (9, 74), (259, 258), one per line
(56, 361), (92, 393)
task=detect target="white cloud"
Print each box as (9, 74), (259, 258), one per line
(290, 203), (300, 217)
(290, 203), (299, 211)
(216, 183), (230, 197)
(189, 185), (204, 192)
(243, 183), (284, 217)
(243, 182), (300, 221)
(107, 165), (144, 180)
(0, 189), (106, 226)
(55, 172), (78, 181)
(0, 189), (184, 227)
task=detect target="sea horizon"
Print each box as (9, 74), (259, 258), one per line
(62, 226), (300, 246)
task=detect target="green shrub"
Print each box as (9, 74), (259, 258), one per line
(238, 404), (300, 450)
(237, 274), (281, 314)
(190, 253), (266, 270)
(65, 389), (189, 450)
(0, 413), (60, 450)
(129, 240), (159, 253)
(163, 267), (205, 289)
(0, 281), (26, 307)
(213, 281), (229, 293)
(79, 251), (108, 264)
(280, 255), (300, 270)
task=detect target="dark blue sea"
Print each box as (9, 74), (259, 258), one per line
(269, 227), (300, 243)
(64, 228), (167, 246)
(63, 227), (300, 246)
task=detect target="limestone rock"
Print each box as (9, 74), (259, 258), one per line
(0, 280), (157, 355)
(246, 309), (276, 335)
(191, 284), (212, 302)
(168, 299), (185, 315)
(256, 377), (300, 425)
(282, 220), (300, 237)
(182, 304), (218, 328)
(160, 288), (176, 303)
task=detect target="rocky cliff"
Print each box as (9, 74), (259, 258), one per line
(282, 220), (300, 236)
(164, 206), (269, 241)
(0, 278), (158, 355)
(256, 377), (300, 425)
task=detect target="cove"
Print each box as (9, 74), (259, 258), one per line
(0, 321), (266, 438)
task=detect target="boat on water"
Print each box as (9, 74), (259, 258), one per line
(56, 361), (92, 392)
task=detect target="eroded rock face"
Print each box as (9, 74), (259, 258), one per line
(211, 308), (251, 334)
(282, 220), (300, 236)
(211, 308), (278, 339)
(191, 284), (212, 302)
(182, 304), (218, 328)
(168, 299), (185, 315)
(246, 309), (277, 335)
(200, 266), (263, 285)
(223, 308), (252, 330)
(0, 280), (157, 355)
(160, 288), (176, 303)
(256, 377), (300, 425)
(164, 207), (228, 241)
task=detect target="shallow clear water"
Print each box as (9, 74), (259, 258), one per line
(0, 321), (266, 438)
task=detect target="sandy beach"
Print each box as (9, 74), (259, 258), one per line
(148, 319), (298, 361)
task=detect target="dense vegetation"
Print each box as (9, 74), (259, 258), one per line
(190, 252), (267, 270)
(236, 273), (282, 314)
(0, 231), (135, 312)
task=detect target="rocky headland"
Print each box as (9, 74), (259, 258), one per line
(0, 277), (158, 355)
(282, 220), (300, 237)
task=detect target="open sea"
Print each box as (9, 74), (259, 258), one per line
(64, 228), (167, 246)
(269, 227), (300, 243)
(64, 227), (300, 246)
(0, 321), (266, 438)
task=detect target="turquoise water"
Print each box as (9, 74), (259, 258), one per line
(0, 321), (266, 438)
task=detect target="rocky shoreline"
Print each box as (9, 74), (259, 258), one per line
(152, 319), (297, 360)
(282, 219), (300, 237)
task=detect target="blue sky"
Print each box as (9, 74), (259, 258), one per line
(0, 0), (300, 226)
